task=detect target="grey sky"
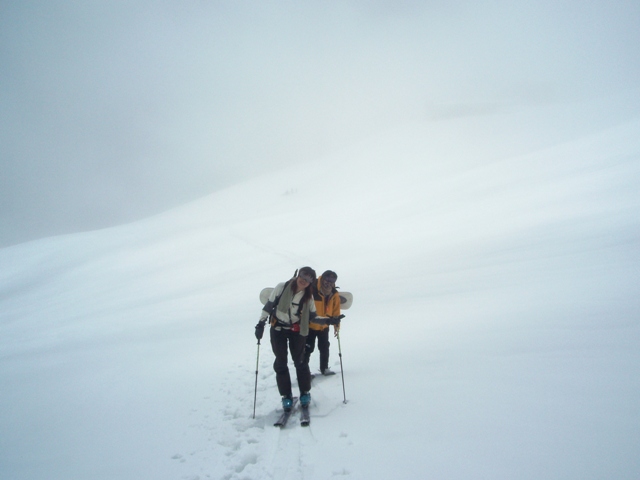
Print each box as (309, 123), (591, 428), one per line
(2, 0), (639, 247)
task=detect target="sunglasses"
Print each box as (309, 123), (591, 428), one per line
(299, 274), (314, 284)
(322, 277), (337, 284)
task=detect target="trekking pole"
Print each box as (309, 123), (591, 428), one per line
(337, 332), (347, 404)
(252, 339), (261, 419)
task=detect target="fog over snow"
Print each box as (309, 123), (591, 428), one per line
(1, 2), (640, 479)
(1, 93), (639, 479)
(2, 1), (640, 246)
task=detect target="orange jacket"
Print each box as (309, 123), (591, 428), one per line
(309, 277), (341, 331)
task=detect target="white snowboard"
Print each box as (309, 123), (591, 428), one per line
(259, 287), (353, 310)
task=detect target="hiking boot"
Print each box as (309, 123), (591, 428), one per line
(300, 392), (311, 407)
(282, 396), (293, 412)
(321, 367), (336, 376)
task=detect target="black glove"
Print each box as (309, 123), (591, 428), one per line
(328, 314), (345, 325)
(255, 320), (266, 340)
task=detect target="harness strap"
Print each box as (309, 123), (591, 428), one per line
(269, 279), (303, 327)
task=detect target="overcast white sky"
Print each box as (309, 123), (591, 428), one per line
(1, 0), (639, 247)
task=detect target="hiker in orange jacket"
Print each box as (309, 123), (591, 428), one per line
(305, 270), (342, 376)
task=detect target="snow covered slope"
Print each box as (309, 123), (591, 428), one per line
(1, 99), (639, 480)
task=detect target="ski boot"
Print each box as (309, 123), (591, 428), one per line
(282, 395), (293, 412)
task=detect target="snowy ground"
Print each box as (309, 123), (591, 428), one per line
(1, 95), (639, 479)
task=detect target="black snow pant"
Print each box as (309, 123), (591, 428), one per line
(270, 326), (311, 397)
(304, 328), (330, 373)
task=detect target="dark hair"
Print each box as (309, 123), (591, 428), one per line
(321, 270), (337, 281)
